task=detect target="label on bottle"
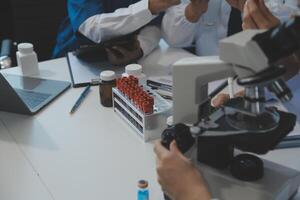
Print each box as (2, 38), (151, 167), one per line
(137, 189), (149, 200)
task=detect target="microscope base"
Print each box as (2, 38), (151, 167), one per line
(198, 159), (300, 200)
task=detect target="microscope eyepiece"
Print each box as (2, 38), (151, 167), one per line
(253, 16), (300, 64)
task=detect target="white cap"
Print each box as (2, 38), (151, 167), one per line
(125, 64), (142, 77)
(18, 43), (34, 54)
(100, 70), (116, 81)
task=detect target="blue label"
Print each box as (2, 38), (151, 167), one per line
(138, 190), (149, 200)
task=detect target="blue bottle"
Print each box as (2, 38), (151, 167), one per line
(137, 180), (149, 200)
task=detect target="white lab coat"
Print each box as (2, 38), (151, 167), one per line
(162, 0), (231, 56)
(162, 0), (295, 57)
(78, 0), (161, 57)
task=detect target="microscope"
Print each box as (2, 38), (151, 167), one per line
(162, 17), (300, 200)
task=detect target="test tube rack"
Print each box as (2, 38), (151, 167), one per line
(112, 76), (172, 142)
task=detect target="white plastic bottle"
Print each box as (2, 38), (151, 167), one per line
(122, 64), (147, 84)
(16, 43), (39, 76)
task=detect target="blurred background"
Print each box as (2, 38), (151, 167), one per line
(0, 0), (67, 63)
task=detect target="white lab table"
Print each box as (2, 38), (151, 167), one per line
(0, 57), (300, 200)
(0, 117), (53, 200)
(0, 58), (164, 200)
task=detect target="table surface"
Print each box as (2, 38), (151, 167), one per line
(0, 57), (300, 200)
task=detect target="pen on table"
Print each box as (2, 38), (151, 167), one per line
(70, 85), (91, 114)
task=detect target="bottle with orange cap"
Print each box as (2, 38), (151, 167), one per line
(137, 180), (149, 200)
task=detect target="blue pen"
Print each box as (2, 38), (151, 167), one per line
(70, 85), (91, 114)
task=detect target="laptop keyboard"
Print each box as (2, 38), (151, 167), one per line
(15, 89), (51, 109)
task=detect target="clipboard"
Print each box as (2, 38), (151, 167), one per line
(66, 52), (124, 88)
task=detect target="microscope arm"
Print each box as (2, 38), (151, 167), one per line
(173, 56), (235, 124)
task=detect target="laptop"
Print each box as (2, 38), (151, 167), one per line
(0, 72), (70, 115)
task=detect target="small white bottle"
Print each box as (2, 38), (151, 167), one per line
(137, 180), (149, 200)
(122, 64), (147, 84)
(16, 43), (39, 76)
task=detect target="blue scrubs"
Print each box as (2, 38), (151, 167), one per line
(53, 0), (162, 58)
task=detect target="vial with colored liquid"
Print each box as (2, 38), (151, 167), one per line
(122, 64), (147, 84)
(137, 180), (149, 200)
(99, 70), (116, 107)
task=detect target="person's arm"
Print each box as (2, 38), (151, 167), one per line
(162, 4), (198, 47)
(78, 0), (155, 43)
(161, 0), (208, 48)
(137, 25), (161, 57)
(242, 0), (280, 29)
(154, 140), (211, 200)
(162, 0), (246, 49)
(78, 0), (179, 44)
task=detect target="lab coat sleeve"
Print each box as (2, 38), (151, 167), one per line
(137, 25), (161, 57)
(78, 0), (156, 43)
(162, 3), (199, 48)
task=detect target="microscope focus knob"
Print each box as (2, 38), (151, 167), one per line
(230, 154), (264, 181)
(161, 123), (195, 153)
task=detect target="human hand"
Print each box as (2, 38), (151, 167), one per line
(212, 90), (245, 108)
(149, 0), (181, 14)
(226, 0), (246, 12)
(105, 38), (143, 66)
(154, 140), (211, 200)
(185, 0), (209, 23)
(243, 0), (280, 30)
